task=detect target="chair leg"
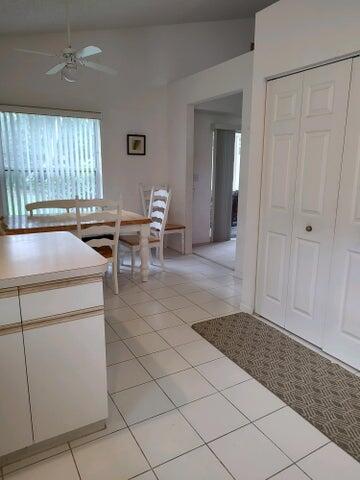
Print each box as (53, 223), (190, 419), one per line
(112, 261), (119, 294)
(159, 242), (164, 270)
(120, 248), (125, 265)
(150, 247), (156, 265)
(131, 248), (135, 276)
(181, 231), (185, 255)
(117, 245), (122, 270)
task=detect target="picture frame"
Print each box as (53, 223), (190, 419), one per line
(127, 134), (146, 155)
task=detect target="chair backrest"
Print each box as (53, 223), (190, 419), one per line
(26, 199), (77, 216)
(75, 197), (122, 257)
(149, 188), (172, 239)
(139, 183), (168, 216)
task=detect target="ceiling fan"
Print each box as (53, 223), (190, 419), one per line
(14, 3), (117, 83)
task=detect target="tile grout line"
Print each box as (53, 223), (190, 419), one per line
(105, 265), (350, 475)
(106, 287), (332, 477)
(118, 345), (236, 478)
(106, 273), (241, 321)
(133, 345), (240, 480)
(2, 448), (72, 478)
(2, 264), (236, 477)
(68, 443), (83, 480)
(3, 260), (328, 478)
(69, 394), (157, 480)
(106, 384), (160, 480)
(173, 346), (329, 478)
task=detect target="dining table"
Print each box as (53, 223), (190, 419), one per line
(0, 210), (151, 282)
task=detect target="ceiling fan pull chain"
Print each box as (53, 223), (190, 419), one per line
(66, 0), (71, 48)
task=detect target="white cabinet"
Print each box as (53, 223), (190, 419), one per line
(0, 275), (107, 459)
(23, 314), (108, 442)
(0, 332), (33, 456)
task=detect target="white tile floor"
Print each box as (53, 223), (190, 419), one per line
(193, 240), (236, 270)
(2, 250), (360, 480)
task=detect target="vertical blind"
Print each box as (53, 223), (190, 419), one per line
(0, 110), (103, 215)
(232, 132), (241, 192)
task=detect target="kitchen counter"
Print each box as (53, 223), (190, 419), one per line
(0, 231), (108, 462)
(0, 231), (107, 289)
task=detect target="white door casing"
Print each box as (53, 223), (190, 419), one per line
(323, 57), (360, 369)
(285, 59), (352, 346)
(255, 73), (303, 326)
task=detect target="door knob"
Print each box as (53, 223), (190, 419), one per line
(305, 225), (312, 232)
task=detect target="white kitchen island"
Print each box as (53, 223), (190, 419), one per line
(0, 232), (108, 463)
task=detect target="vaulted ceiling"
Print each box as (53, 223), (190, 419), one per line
(0, 0), (277, 34)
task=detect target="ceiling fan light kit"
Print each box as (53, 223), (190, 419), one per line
(14, 3), (117, 82)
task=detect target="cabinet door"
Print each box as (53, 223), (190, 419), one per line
(285, 59), (352, 346)
(323, 58), (360, 369)
(23, 314), (108, 443)
(255, 72), (303, 326)
(0, 332), (33, 456)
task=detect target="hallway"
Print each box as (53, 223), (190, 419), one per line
(193, 240), (236, 270)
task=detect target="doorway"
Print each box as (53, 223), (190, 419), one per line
(192, 92), (242, 270)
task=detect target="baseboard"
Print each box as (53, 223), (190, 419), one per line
(0, 420), (106, 468)
(240, 302), (253, 314)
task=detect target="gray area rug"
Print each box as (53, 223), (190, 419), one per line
(192, 312), (360, 462)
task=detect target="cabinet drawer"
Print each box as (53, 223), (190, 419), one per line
(0, 289), (21, 327)
(19, 276), (103, 322)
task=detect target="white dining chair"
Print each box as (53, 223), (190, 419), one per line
(120, 188), (172, 275)
(139, 183), (185, 254)
(76, 198), (122, 294)
(26, 199), (77, 216)
(139, 183), (168, 217)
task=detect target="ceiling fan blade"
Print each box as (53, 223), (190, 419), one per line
(83, 60), (117, 75)
(76, 45), (102, 59)
(15, 48), (57, 57)
(46, 63), (66, 75)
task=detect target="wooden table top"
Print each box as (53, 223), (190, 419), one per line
(1, 210), (151, 235)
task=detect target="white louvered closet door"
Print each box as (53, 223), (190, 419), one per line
(255, 73), (303, 327)
(284, 59), (352, 346)
(323, 57), (360, 369)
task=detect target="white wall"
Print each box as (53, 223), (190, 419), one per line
(241, 0), (360, 312)
(166, 51), (253, 277)
(196, 93), (243, 116)
(0, 18), (254, 213)
(192, 110), (241, 245)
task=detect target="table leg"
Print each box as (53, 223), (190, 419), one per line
(140, 224), (150, 282)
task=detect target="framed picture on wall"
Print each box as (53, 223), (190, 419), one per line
(127, 134), (146, 155)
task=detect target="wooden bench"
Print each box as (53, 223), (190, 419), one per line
(165, 223), (185, 254)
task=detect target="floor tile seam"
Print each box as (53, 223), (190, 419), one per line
(71, 390), (154, 478)
(2, 447), (73, 478)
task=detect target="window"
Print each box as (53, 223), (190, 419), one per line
(232, 132), (241, 192)
(0, 109), (103, 215)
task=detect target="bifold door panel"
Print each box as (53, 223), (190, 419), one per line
(256, 58), (357, 363)
(285, 59), (352, 345)
(255, 73), (302, 327)
(323, 57), (360, 369)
